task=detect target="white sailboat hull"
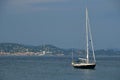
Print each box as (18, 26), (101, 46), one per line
(72, 62), (96, 69)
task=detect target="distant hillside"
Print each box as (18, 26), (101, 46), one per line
(0, 43), (27, 53)
(0, 43), (120, 56)
(0, 43), (62, 52)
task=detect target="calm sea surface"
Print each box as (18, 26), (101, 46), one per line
(0, 55), (120, 80)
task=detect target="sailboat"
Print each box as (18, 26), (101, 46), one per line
(72, 8), (96, 69)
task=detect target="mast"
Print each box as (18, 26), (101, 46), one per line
(86, 8), (89, 63)
(87, 9), (96, 63)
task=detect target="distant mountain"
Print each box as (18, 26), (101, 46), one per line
(0, 43), (27, 53)
(0, 43), (120, 56)
(0, 43), (54, 51)
(0, 43), (67, 56)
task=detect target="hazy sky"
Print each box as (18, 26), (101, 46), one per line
(0, 0), (120, 49)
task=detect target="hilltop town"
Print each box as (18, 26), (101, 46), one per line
(0, 43), (120, 56)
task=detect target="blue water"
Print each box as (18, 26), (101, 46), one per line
(0, 55), (120, 80)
